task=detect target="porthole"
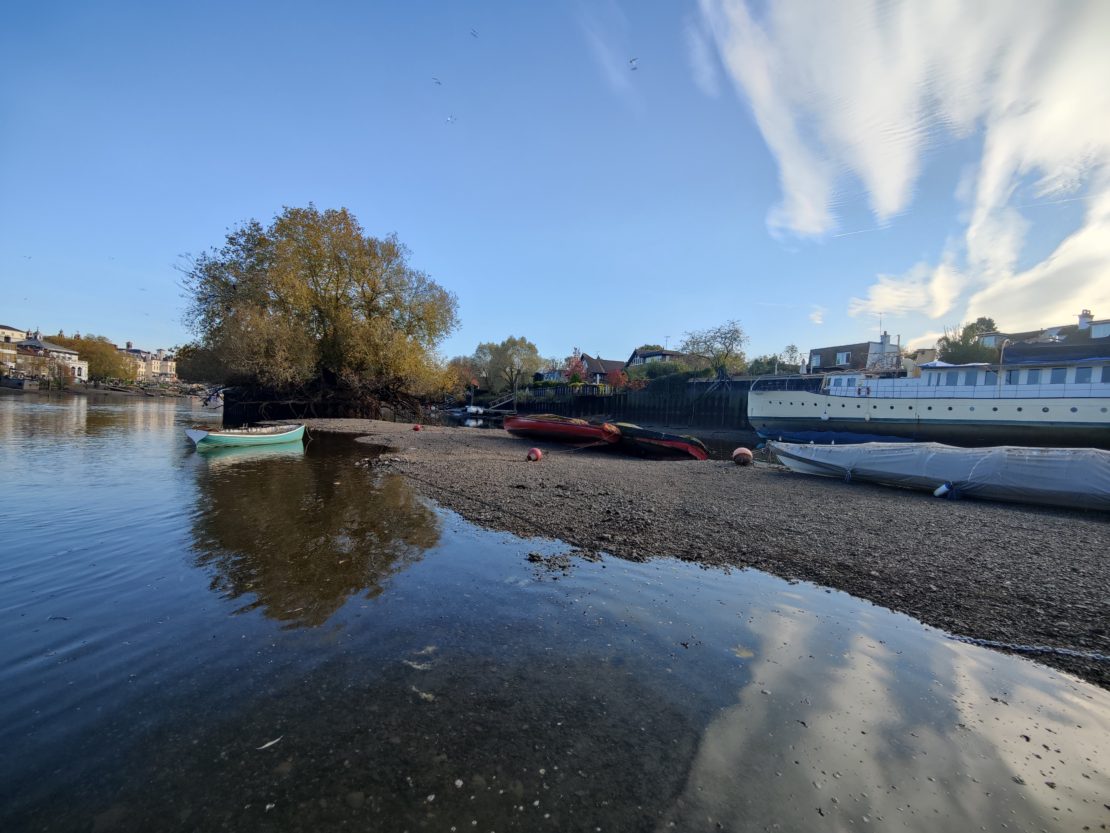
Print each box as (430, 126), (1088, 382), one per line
(908, 406), (913, 410)
(1070, 407), (1078, 413)
(889, 405), (894, 410)
(992, 407), (998, 412)
(1017, 407), (1023, 412)
(947, 406), (953, 411)
(872, 404), (877, 409)
(841, 403), (845, 407)
(1102, 407), (1108, 413)
(1042, 407), (1049, 413)
(927, 406), (933, 411)
(969, 406), (975, 411)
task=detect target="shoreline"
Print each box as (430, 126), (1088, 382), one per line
(304, 418), (1110, 688)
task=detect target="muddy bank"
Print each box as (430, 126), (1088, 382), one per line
(303, 419), (1110, 688)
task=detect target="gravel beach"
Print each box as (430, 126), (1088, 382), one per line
(305, 419), (1110, 688)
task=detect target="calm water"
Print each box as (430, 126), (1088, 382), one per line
(2, 394), (1108, 833)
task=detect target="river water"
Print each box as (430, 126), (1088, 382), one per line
(2, 393), (1107, 833)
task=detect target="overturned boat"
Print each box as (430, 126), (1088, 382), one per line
(503, 414), (621, 445)
(768, 441), (1110, 511)
(613, 423), (709, 461)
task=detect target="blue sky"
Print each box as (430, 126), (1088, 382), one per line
(2, 1), (1107, 364)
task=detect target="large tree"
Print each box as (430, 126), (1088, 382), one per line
(936, 317), (1001, 364)
(181, 205), (458, 402)
(679, 320), (749, 376)
(47, 332), (134, 381)
(473, 336), (542, 393)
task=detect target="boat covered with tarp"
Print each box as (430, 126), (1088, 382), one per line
(503, 414), (621, 445)
(186, 423), (306, 449)
(613, 423), (710, 461)
(768, 441), (1110, 511)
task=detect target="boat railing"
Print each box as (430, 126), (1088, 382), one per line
(820, 382), (1110, 400)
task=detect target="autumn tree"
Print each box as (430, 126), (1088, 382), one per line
(174, 343), (227, 384)
(181, 205), (458, 404)
(47, 333), (134, 381)
(473, 336), (542, 393)
(679, 320), (749, 377)
(563, 348), (586, 383)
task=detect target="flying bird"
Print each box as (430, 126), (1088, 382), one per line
(432, 77), (442, 85)
(470, 28), (479, 38)
(629, 57), (638, 71)
(446, 115), (456, 124)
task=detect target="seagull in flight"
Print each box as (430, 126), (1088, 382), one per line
(446, 115), (456, 124)
(470, 28), (479, 38)
(432, 77), (442, 85)
(629, 57), (638, 71)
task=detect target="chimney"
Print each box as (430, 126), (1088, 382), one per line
(126, 341), (133, 349)
(1078, 309), (1093, 330)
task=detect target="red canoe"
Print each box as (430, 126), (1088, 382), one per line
(503, 414), (621, 444)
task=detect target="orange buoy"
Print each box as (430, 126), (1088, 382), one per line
(412, 424), (421, 431)
(526, 447), (543, 462)
(731, 447), (753, 466)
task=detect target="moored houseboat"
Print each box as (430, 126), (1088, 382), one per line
(749, 343), (1110, 449)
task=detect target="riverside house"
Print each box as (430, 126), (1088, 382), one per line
(15, 333), (89, 382)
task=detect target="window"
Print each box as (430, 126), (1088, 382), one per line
(810, 354), (821, 368)
(832, 377), (843, 387)
(945, 370), (959, 385)
(1005, 369), (1021, 384)
(835, 351), (851, 365)
(984, 370), (998, 384)
(1049, 367), (1066, 384)
(1026, 368), (1041, 384)
(1075, 367), (1092, 383)
(844, 377), (856, 388)
(1102, 366), (1110, 383)
(964, 370), (978, 385)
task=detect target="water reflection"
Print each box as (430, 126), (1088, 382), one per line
(190, 445), (440, 628)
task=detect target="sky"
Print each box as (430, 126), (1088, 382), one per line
(2, 0), (1108, 363)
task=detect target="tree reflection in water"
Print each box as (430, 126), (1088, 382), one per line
(191, 443), (440, 627)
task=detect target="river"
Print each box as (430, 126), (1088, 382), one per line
(1, 393), (1107, 832)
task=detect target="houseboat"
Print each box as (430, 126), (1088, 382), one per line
(748, 344), (1110, 449)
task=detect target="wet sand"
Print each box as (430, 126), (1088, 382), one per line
(304, 419), (1110, 688)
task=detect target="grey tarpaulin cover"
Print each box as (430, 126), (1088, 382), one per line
(768, 442), (1110, 511)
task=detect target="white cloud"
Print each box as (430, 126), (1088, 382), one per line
(699, 0), (1110, 337)
(684, 17), (721, 98)
(848, 260), (963, 320)
(808, 305), (825, 324)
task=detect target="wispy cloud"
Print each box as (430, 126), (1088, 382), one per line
(809, 305), (826, 325)
(849, 260), (962, 320)
(684, 16), (720, 97)
(579, 1), (634, 98)
(699, 0), (1110, 334)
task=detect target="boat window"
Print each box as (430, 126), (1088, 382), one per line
(1026, 368), (1041, 384)
(984, 370), (998, 384)
(1049, 367), (1066, 384)
(1102, 366), (1110, 383)
(1075, 367), (1092, 383)
(844, 377), (856, 387)
(945, 370), (959, 385)
(963, 370), (978, 385)
(1005, 369), (1021, 384)
(832, 377), (842, 387)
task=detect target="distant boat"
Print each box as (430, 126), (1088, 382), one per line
(768, 440), (1110, 511)
(185, 424), (306, 449)
(613, 423), (710, 461)
(504, 414), (621, 445)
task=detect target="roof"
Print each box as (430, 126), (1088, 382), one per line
(17, 337), (78, 355)
(0, 324), (23, 331)
(581, 354), (624, 375)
